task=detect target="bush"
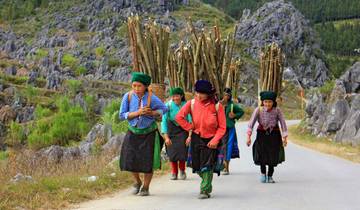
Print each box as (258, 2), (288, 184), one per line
(84, 94), (97, 119)
(5, 121), (26, 147)
(108, 59), (121, 68)
(28, 121), (52, 149)
(101, 99), (127, 134)
(0, 151), (8, 160)
(95, 46), (106, 58)
(319, 80), (335, 96)
(62, 54), (79, 69)
(35, 49), (48, 60)
(75, 66), (87, 76)
(34, 105), (52, 119)
(28, 97), (91, 150)
(23, 85), (39, 103)
(65, 79), (82, 95)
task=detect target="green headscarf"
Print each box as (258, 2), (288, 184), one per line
(131, 72), (151, 86)
(169, 87), (184, 96)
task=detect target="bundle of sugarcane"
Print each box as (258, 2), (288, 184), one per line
(259, 42), (285, 96)
(226, 59), (243, 98)
(184, 21), (242, 98)
(167, 41), (195, 93)
(127, 15), (170, 100)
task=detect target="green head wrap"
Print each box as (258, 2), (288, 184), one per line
(169, 87), (184, 96)
(131, 72), (151, 86)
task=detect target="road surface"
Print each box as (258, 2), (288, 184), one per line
(73, 120), (360, 210)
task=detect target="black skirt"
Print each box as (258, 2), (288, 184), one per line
(190, 133), (218, 173)
(252, 129), (285, 167)
(120, 129), (159, 173)
(166, 120), (188, 162)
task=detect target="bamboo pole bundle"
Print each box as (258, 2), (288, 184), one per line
(184, 22), (241, 98)
(167, 43), (194, 93)
(165, 20), (243, 99)
(259, 42), (285, 98)
(127, 15), (171, 101)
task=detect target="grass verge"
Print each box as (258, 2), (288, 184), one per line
(0, 150), (170, 210)
(289, 125), (360, 163)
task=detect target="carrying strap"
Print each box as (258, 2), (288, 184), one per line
(127, 90), (153, 109)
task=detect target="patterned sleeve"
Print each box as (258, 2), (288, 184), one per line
(247, 107), (259, 136)
(277, 108), (288, 137)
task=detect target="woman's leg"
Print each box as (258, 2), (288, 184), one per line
(260, 165), (267, 183)
(200, 170), (213, 195)
(224, 160), (230, 172)
(132, 172), (142, 185)
(267, 166), (275, 183)
(143, 173), (153, 190)
(179, 161), (186, 172)
(268, 166), (274, 177)
(170, 161), (179, 175)
(131, 172), (142, 194)
(179, 161), (187, 180)
(260, 165), (266, 175)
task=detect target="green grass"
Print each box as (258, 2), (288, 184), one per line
(62, 54), (79, 69)
(332, 18), (360, 29)
(0, 151), (8, 161)
(318, 80), (335, 97)
(325, 54), (360, 78)
(289, 125), (360, 163)
(0, 153), (170, 210)
(171, 0), (235, 33)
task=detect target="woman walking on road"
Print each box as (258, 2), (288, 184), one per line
(247, 91), (287, 183)
(176, 80), (226, 199)
(119, 72), (168, 196)
(161, 87), (192, 181)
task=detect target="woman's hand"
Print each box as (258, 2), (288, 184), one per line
(207, 141), (218, 149)
(229, 112), (236, 119)
(246, 136), (251, 147)
(282, 136), (288, 147)
(137, 107), (149, 116)
(165, 137), (172, 146)
(186, 136), (191, 146)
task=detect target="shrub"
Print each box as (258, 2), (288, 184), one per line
(65, 79), (82, 95)
(319, 80), (335, 96)
(101, 99), (127, 134)
(28, 97), (90, 150)
(108, 59), (121, 68)
(62, 54), (79, 69)
(5, 121), (26, 147)
(75, 66), (87, 76)
(95, 46), (106, 58)
(35, 49), (48, 60)
(34, 105), (52, 119)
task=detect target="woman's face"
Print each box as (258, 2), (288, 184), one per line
(263, 100), (274, 109)
(132, 82), (146, 95)
(196, 92), (209, 101)
(172, 95), (182, 105)
(223, 94), (230, 102)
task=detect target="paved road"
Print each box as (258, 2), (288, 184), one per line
(73, 120), (360, 210)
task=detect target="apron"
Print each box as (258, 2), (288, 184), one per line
(166, 120), (188, 162)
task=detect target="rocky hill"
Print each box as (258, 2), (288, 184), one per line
(305, 62), (360, 145)
(235, 0), (329, 88)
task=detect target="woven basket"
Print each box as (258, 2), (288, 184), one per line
(185, 92), (194, 101)
(149, 83), (166, 102)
